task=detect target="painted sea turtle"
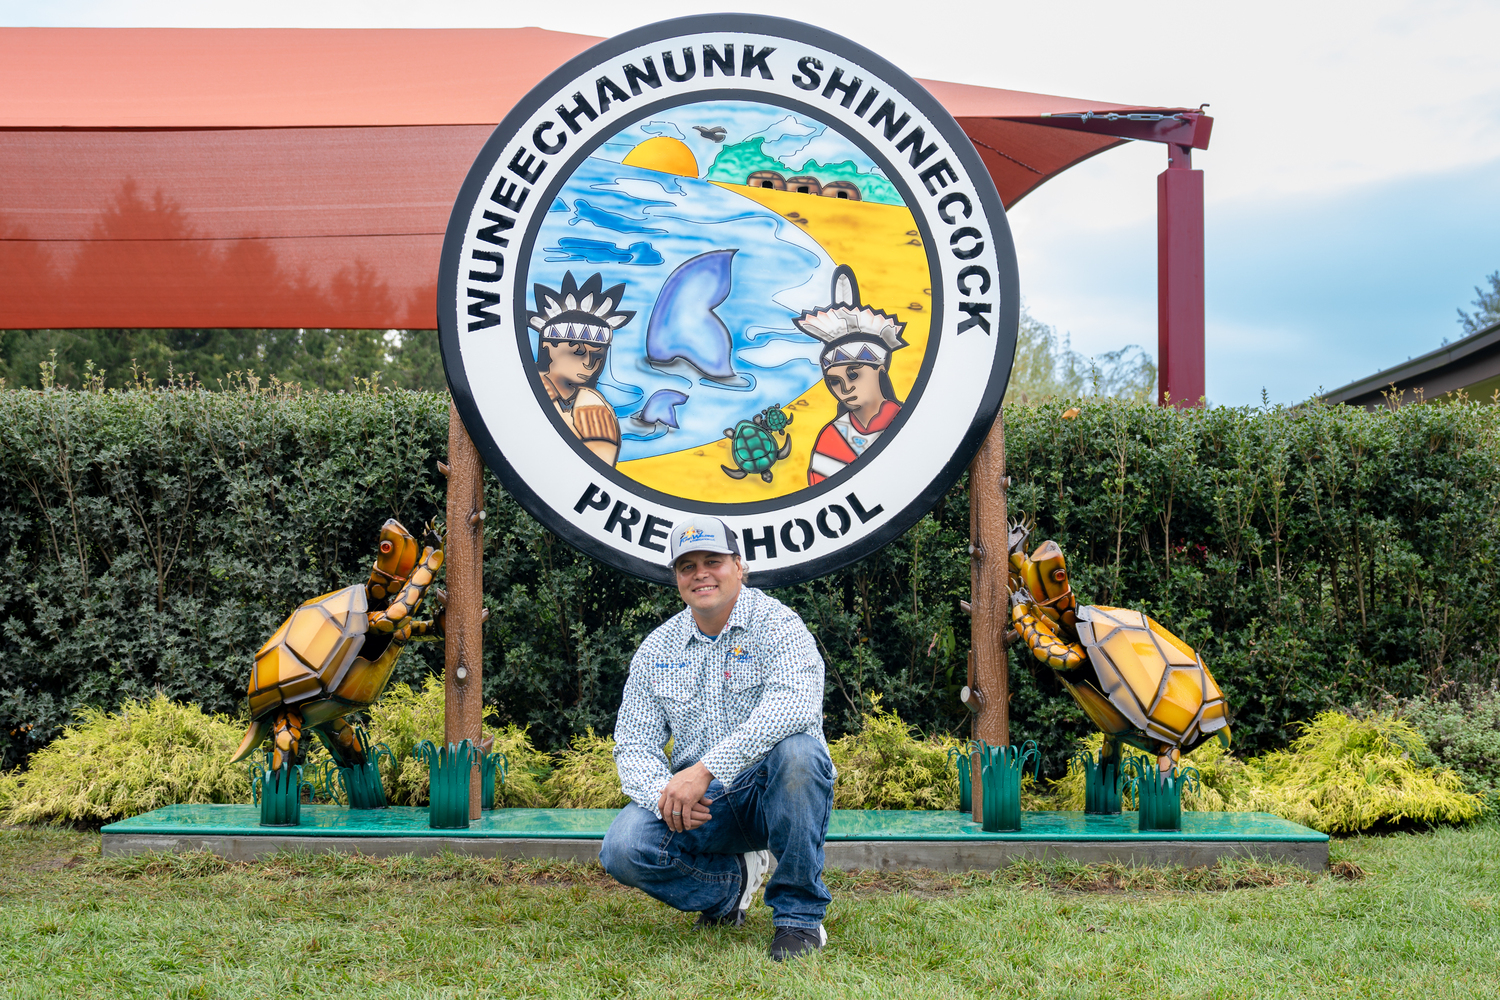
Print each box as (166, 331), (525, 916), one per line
(1008, 533), (1230, 774)
(761, 404), (792, 434)
(722, 406), (793, 482)
(229, 519), (445, 772)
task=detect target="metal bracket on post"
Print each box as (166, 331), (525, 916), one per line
(959, 685), (984, 713)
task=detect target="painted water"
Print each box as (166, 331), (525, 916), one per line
(529, 155), (839, 463)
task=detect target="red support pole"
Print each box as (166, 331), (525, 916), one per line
(1157, 143), (1205, 407)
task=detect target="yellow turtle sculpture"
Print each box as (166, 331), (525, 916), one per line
(1008, 528), (1230, 774)
(231, 518), (445, 771)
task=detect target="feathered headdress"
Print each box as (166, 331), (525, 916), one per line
(528, 272), (634, 345)
(794, 265), (907, 370)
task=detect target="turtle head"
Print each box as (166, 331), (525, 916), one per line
(367, 519), (420, 603)
(1028, 540), (1072, 602)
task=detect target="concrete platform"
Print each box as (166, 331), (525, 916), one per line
(102, 805), (1329, 870)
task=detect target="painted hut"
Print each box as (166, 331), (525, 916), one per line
(746, 170), (786, 190)
(785, 175), (823, 195)
(820, 180), (862, 201)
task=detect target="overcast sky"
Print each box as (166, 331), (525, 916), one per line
(6, 0), (1498, 404)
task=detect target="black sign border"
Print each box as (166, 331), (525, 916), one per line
(439, 13), (1019, 588)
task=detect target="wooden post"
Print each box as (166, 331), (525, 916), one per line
(968, 411), (1009, 823)
(444, 400), (485, 820)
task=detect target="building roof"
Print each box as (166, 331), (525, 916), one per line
(0, 27), (1208, 330)
(1320, 319), (1500, 408)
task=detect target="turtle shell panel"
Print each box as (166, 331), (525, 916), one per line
(732, 423), (776, 471)
(1077, 605), (1228, 751)
(248, 586), (369, 719)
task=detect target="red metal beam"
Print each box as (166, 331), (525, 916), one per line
(1011, 111), (1212, 407)
(1005, 111), (1213, 150)
(1157, 144), (1205, 407)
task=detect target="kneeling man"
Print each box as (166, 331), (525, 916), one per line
(601, 515), (835, 961)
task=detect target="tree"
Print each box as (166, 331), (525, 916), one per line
(1458, 271), (1500, 336)
(0, 327), (447, 392)
(1003, 306), (1156, 405)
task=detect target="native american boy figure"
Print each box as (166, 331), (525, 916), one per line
(795, 265), (908, 485)
(529, 272), (635, 468)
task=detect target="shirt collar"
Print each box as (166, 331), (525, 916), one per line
(677, 587), (756, 648)
(846, 399), (901, 434)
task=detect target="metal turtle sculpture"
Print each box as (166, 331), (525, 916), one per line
(230, 518), (445, 772)
(1007, 526), (1230, 775)
(722, 405), (793, 482)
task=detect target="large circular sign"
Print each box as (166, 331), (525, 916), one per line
(439, 14), (1018, 587)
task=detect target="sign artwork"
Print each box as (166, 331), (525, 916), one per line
(439, 14), (1018, 586)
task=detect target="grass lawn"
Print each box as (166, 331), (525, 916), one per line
(0, 821), (1496, 999)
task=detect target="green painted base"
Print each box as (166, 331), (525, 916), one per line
(103, 805), (1326, 844)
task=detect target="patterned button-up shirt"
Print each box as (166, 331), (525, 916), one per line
(613, 586), (831, 817)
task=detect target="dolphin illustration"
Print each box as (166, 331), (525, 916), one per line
(645, 249), (738, 379)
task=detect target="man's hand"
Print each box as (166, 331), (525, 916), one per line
(657, 762), (715, 832)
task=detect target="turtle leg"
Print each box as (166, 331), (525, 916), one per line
(370, 544), (445, 634)
(761, 470), (773, 482)
(1156, 744), (1181, 775)
(1099, 734), (1121, 771)
(1009, 593), (1087, 670)
(270, 708), (304, 771)
(314, 716), (368, 767)
(776, 432), (792, 460)
(404, 588), (488, 642)
(406, 618), (441, 640)
(721, 465), (748, 479)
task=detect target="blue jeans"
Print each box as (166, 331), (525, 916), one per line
(600, 733), (834, 930)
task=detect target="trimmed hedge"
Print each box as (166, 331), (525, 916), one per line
(3, 385), (1500, 776)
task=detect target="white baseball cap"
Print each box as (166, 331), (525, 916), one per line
(669, 515), (740, 565)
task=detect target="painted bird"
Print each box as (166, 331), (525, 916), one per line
(693, 126), (728, 142)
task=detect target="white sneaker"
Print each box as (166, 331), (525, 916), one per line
(738, 850), (771, 912)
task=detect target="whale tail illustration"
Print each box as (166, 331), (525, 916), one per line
(646, 249), (737, 379)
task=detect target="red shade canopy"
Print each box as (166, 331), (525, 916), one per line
(0, 28), (1202, 330)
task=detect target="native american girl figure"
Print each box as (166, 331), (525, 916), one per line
(795, 265), (908, 486)
(528, 272), (634, 468)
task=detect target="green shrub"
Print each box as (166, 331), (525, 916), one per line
(1239, 711), (1484, 833)
(7, 386), (1500, 778)
(543, 729), (628, 809)
(0, 677), (559, 822)
(1045, 733), (1248, 813)
(1392, 683), (1500, 800)
(362, 676), (445, 807)
(1040, 713), (1484, 834)
(829, 702), (964, 810)
(0, 695), (250, 826)
(364, 676), (552, 808)
(489, 723), (557, 809)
